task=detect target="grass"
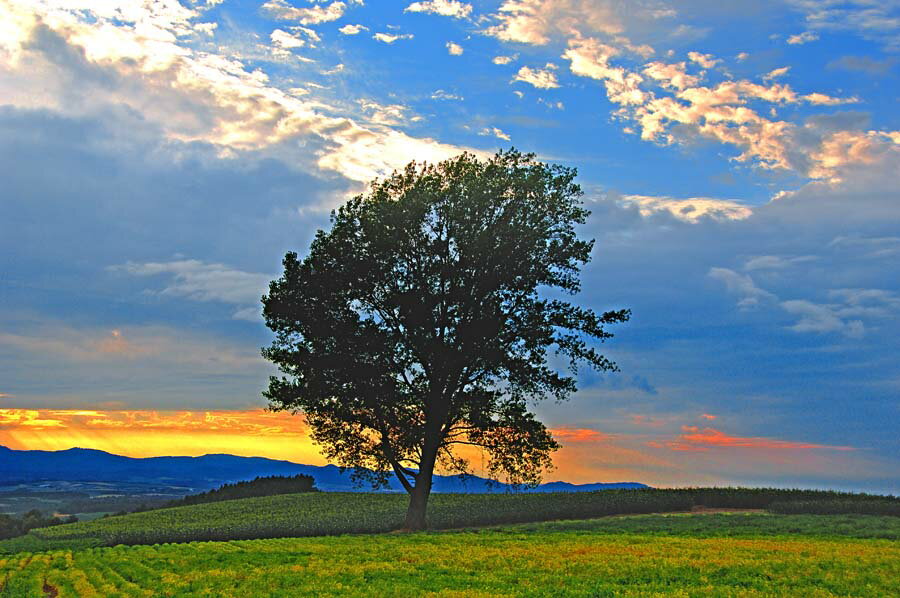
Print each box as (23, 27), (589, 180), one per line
(1, 517), (898, 597)
(2, 488), (896, 554)
(495, 512), (900, 539)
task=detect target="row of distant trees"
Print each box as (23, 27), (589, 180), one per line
(100, 475), (319, 518)
(166, 475), (318, 508)
(0, 510), (77, 540)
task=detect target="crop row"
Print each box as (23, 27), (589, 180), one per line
(770, 499), (900, 516)
(2, 524), (899, 597)
(24, 490), (694, 548)
(3, 487), (897, 553)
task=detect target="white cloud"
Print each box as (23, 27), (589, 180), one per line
(431, 89), (464, 100)
(195, 22), (217, 36)
(512, 64), (560, 89)
(373, 32), (414, 44)
(787, 31), (819, 45)
(643, 61), (700, 90)
(357, 99), (414, 126)
(743, 255), (817, 271)
(446, 41), (464, 55)
(622, 195), (753, 222)
(269, 27), (319, 57)
(492, 54), (518, 65)
(806, 130), (899, 182)
(562, 37), (645, 105)
(711, 245), (900, 339)
(317, 128), (484, 185)
(736, 52), (749, 61)
(830, 288), (900, 315)
(538, 98), (565, 109)
(788, 0), (900, 50)
(271, 28), (307, 49)
(560, 35), (879, 180)
(338, 23), (368, 35)
(483, 0), (658, 45)
(0, 1), (475, 186)
(781, 300), (865, 338)
(262, 0), (351, 25)
(708, 267), (775, 308)
(829, 235), (900, 259)
(687, 51), (720, 69)
(114, 260), (271, 317)
(763, 66), (790, 81)
(801, 92), (859, 106)
(111, 259), (294, 322)
(0, 324), (264, 368)
(405, 0), (473, 19)
(320, 63), (344, 75)
(479, 126), (511, 141)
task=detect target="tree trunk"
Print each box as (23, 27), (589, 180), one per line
(402, 436), (440, 531)
(403, 482), (430, 531)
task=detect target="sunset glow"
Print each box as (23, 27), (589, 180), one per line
(0, 409), (881, 488)
(0, 409), (324, 464)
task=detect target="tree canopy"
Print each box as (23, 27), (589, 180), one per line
(262, 149), (629, 529)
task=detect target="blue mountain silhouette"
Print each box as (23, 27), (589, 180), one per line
(0, 445), (647, 493)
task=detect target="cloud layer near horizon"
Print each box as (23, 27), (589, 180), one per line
(1, 408), (888, 490)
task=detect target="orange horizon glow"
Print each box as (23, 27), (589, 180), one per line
(0, 408), (327, 465)
(0, 408), (664, 483)
(0, 408), (867, 486)
(663, 425), (856, 452)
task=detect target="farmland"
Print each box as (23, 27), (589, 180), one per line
(2, 514), (899, 597)
(3, 487), (898, 553)
(1, 489), (898, 596)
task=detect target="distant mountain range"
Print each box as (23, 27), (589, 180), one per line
(0, 445), (647, 493)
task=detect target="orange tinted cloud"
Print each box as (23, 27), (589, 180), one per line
(700, 413), (716, 420)
(0, 411), (866, 487)
(664, 426), (855, 452)
(550, 427), (610, 443)
(629, 414), (667, 427)
(546, 425), (694, 486)
(0, 409), (677, 485)
(0, 408), (325, 465)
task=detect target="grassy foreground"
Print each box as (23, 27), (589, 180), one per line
(3, 488), (896, 554)
(2, 515), (898, 597)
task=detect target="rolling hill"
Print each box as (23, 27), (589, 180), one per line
(0, 445), (648, 494)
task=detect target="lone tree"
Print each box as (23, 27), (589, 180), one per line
(262, 149), (629, 530)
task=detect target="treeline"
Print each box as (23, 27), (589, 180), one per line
(166, 475), (318, 508)
(61, 496), (172, 515)
(672, 487), (898, 510)
(0, 510), (77, 540)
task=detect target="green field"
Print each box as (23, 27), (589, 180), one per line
(2, 490), (898, 596)
(0, 490), (686, 553)
(2, 514), (899, 597)
(3, 488), (897, 554)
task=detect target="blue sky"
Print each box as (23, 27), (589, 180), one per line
(1, 0), (898, 492)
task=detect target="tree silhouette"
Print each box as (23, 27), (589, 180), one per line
(262, 149), (629, 530)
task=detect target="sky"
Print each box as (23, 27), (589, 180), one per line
(1, 0), (898, 494)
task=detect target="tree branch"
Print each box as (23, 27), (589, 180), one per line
(390, 460), (415, 494)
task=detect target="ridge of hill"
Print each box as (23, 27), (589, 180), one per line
(0, 445), (648, 494)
